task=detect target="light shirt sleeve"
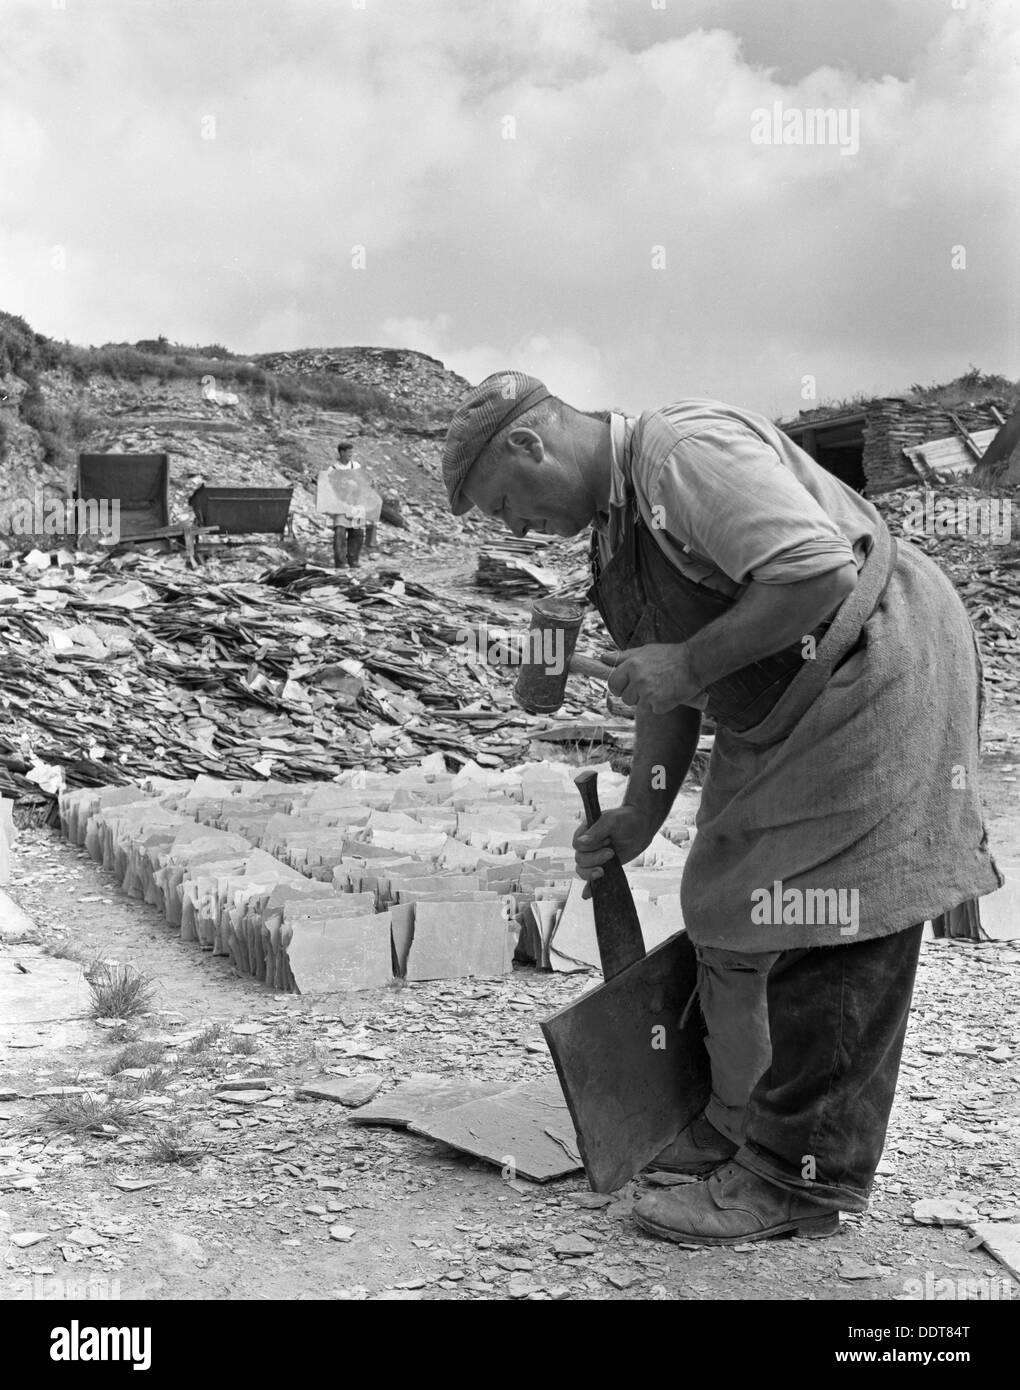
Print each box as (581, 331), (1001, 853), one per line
(647, 422), (857, 586)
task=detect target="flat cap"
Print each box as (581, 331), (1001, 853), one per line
(442, 371), (553, 515)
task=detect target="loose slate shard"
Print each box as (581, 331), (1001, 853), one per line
(968, 1223), (1020, 1283)
(349, 1073), (511, 1128)
(408, 1075), (582, 1181)
(296, 1075), (383, 1107)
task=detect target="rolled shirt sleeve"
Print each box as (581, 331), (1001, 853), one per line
(646, 423), (858, 586)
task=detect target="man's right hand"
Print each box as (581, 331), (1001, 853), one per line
(572, 805), (659, 900)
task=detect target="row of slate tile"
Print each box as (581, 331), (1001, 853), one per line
(57, 757), (698, 991)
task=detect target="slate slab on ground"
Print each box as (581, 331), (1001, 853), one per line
(349, 1073), (511, 1127)
(296, 1075), (384, 1107)
(408, 1074), (583, 1182)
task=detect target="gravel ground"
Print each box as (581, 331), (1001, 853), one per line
(0, 761), (1018, 1303)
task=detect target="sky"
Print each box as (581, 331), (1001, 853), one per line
(1, 0), (1017, 419)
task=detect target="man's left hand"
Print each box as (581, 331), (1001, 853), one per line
(604, 644), (706, 713)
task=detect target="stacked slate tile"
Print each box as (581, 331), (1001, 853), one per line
(57, 758), (697, 994)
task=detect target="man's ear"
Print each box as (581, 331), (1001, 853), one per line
(506, 427), (545, 463)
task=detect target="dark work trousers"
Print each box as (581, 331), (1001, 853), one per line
(333, 526), (365, 567)
(735, 924), (924, 1211)
(346, 527), (364, 565)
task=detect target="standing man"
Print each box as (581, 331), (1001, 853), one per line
(316, 440), (382, 568)
(443, 371), (1001, 1247)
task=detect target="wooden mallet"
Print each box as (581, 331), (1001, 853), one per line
(512, 597), (616, 714)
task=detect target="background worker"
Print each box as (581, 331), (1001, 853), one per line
(442, 370), (1001, 1248)
(315, 440), (382, 568)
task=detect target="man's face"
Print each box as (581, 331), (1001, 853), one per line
(460, 431), (593, 538)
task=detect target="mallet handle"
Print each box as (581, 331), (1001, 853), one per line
(568, 653), (616, 681)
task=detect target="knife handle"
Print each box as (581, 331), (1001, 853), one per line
(574, 769), (645, 979)
(575, 768), (603, 829)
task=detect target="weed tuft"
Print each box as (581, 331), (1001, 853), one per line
(43, 937), (86, 963)
(148, 1120), (207, 1166)
(86, 962), (155, 1020)
(108, 1041), (167, 1075)
(114, 1067), (171, 1098)
(185, 1023), (224, 1054)
(40, 1092), (131, 1135)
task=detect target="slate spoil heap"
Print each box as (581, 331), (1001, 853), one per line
(57, 760), (698, 992)
(0, 546), (614, 803)
(876, 482), (1020, 729)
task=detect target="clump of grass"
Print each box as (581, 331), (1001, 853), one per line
(107, 1022), (138, 1044)
(179, 1052), (226, 1078)
(108, 1041), (166, 1075)
(230, 1035), (258, 1056)
(40, 1092), (131, 1135)
(114, 1067), (171, 1097)
(148, 1120), (207, 1166)
(185, 1023), (224, 1053)
(86, 962), (156, 1020)
(43, 937), (87, 963)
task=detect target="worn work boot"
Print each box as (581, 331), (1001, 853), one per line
(347, 528), (364, 566)
(645, 1112), (738, 1176)
(633, 1161), (841, 1246)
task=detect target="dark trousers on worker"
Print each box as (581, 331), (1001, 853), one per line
(333, 526), (364, 567)
(698, 924), (924, 1212)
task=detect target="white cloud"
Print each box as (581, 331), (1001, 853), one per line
(0, 0), (1016, 418)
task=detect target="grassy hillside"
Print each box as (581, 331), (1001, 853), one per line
(0, 311), (416, 474)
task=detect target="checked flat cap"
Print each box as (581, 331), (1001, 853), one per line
(442, 371), (554, 515)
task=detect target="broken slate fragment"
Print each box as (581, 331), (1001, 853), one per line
(552, 1234), (596, 1257)
(329, 1225), (355, 1242)
(507, 1277), (542, 1299)
(296, 1076), (383, 1108)
(408, 1075), (581, 1183)
(967, 1223), (1020, 1282)
(349, 1073), (510, 1128)
(838, 1258), (882, 1281)
(65, 1227), (104, 1247)
(11, 1232), (50, 1248)
(912, 1197), (979, 1227)
(569, 1192), (614, 1209)
(111, 1177), (166, 1192)
(215, 1090), (273, 1105)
